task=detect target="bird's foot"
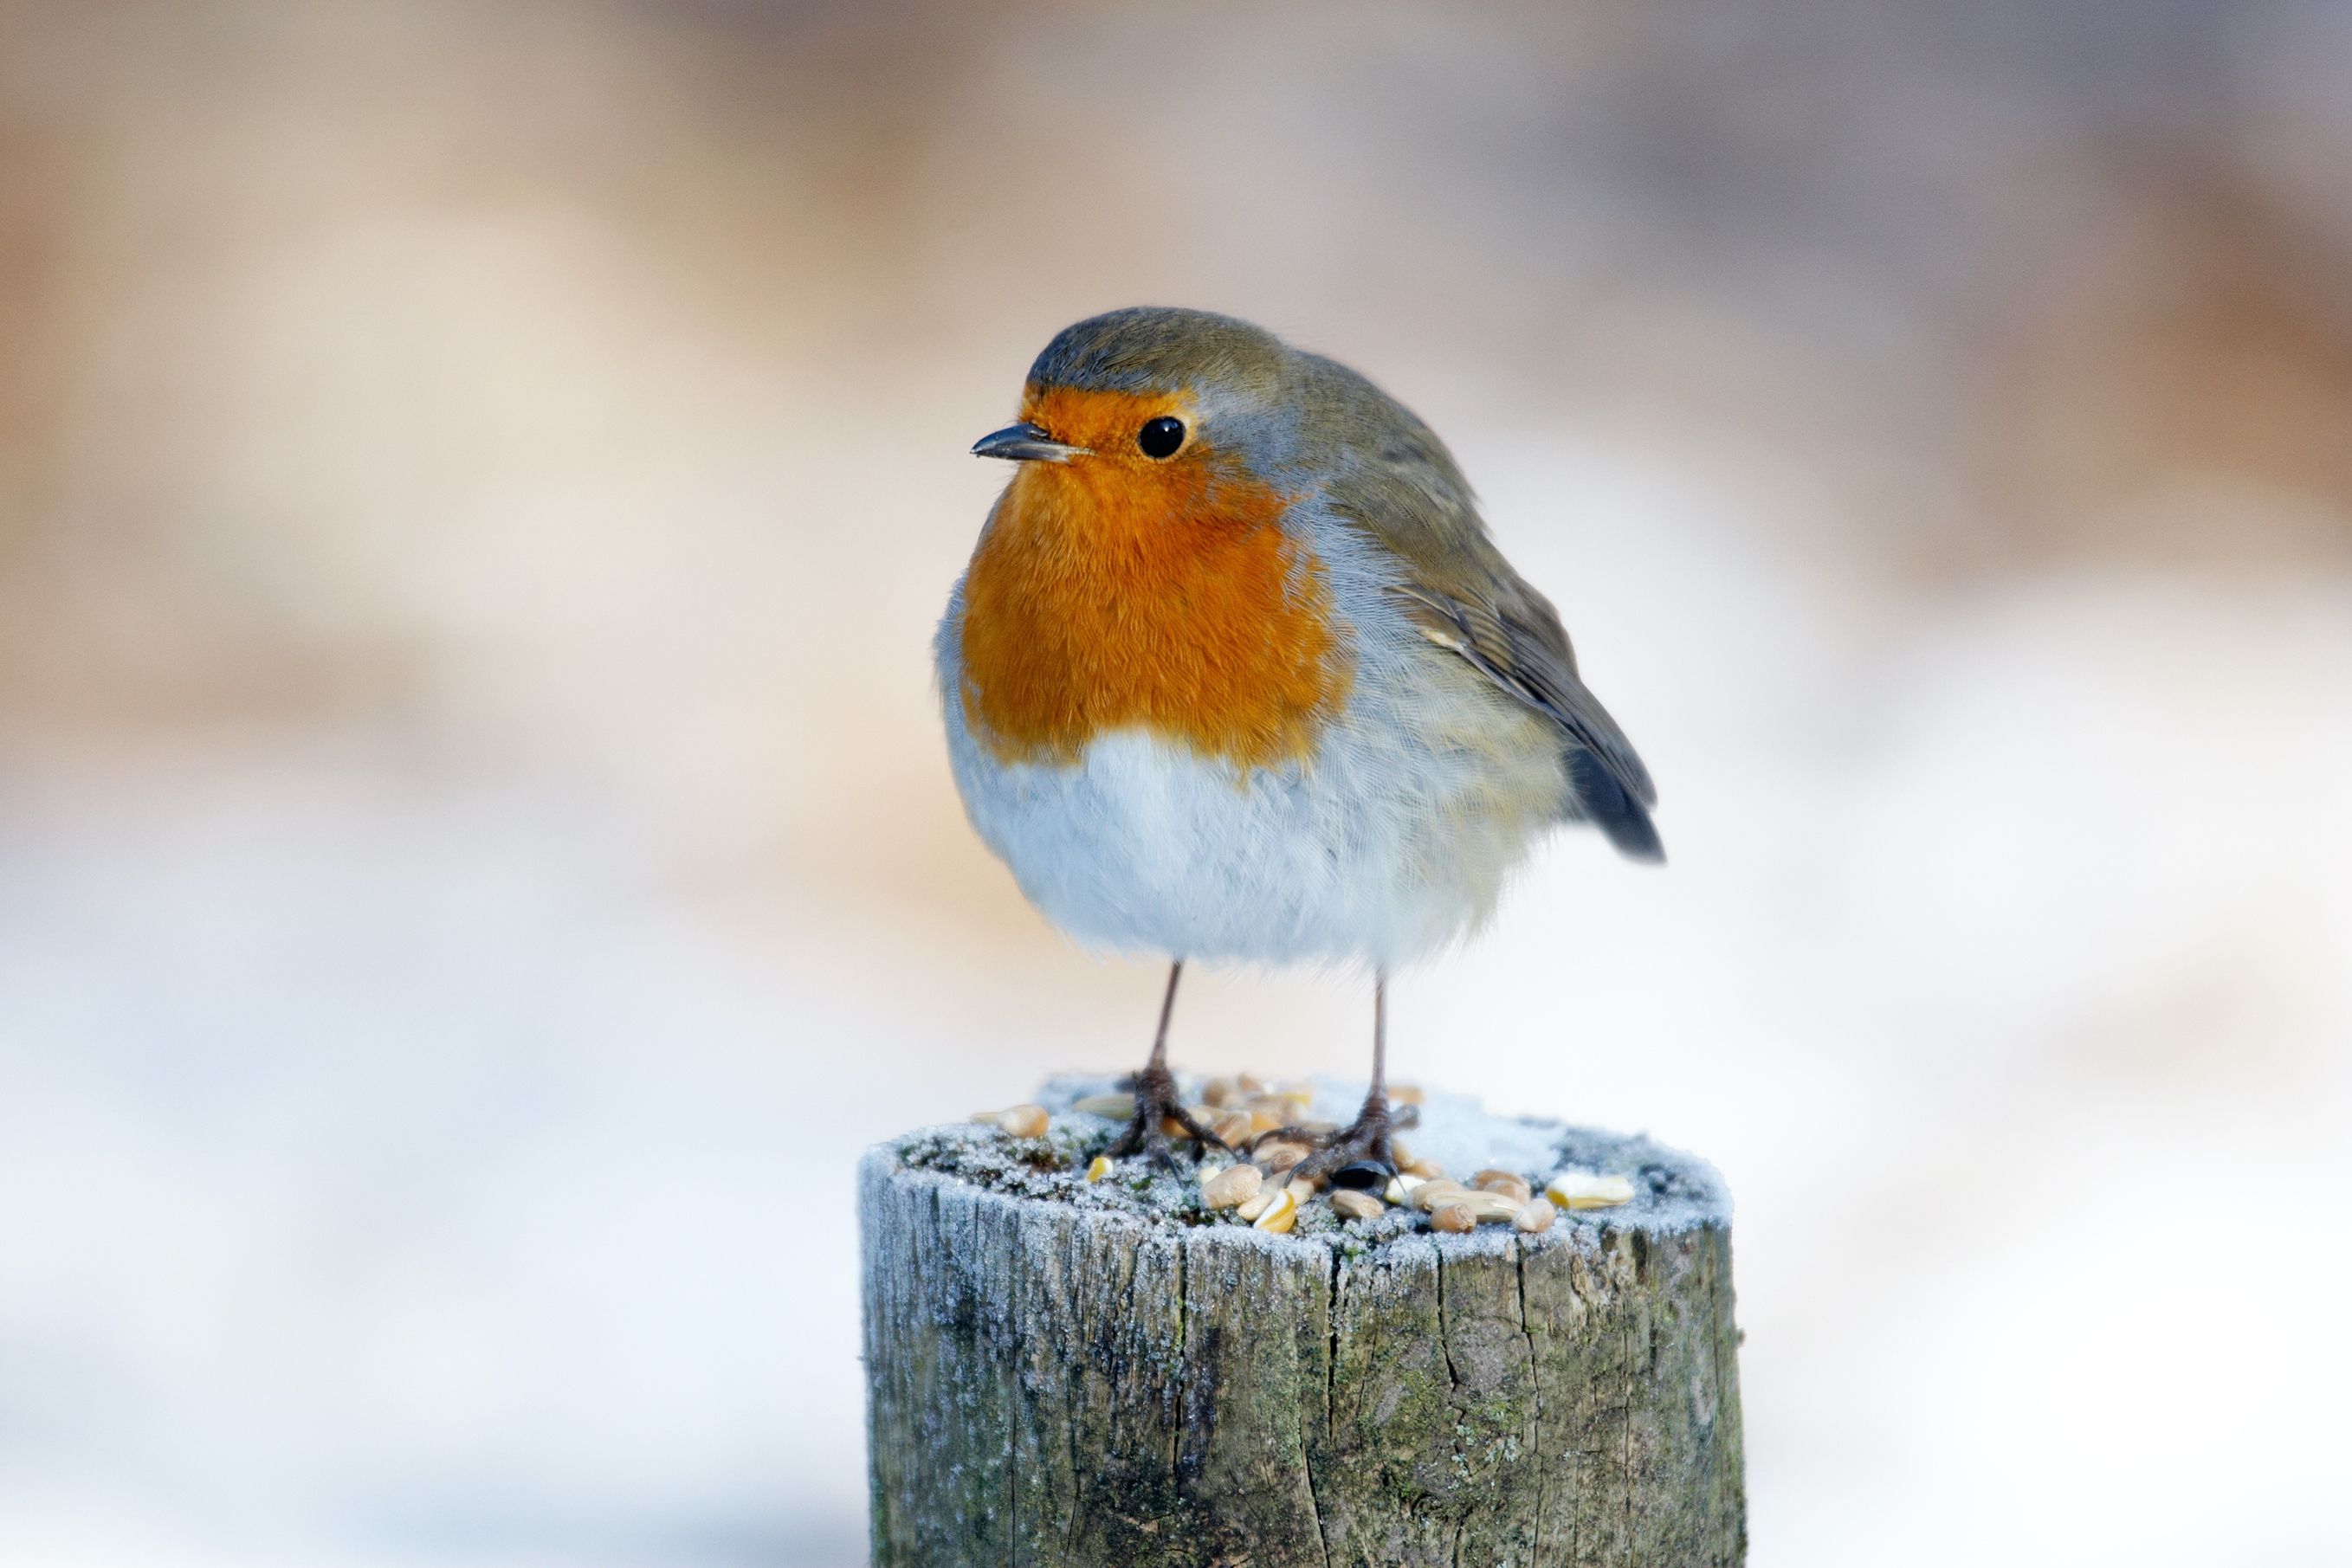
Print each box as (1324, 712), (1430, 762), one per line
(1289, 1095), (1399, 1186)
(1107, 1062), (1228, 1166)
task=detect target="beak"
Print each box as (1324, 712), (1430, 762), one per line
(972, 421), (1083, 463)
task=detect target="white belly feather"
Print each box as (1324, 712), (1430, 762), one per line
(936, 553), (1567, 970)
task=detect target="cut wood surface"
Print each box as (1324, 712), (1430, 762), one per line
(860, 1076), (1745, 1567)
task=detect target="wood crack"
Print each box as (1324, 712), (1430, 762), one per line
(1171, 1236), (1187, 1493)
(1058, 1225), (1082, 1547)
(1008, 1210), (1019, 1568)
(1436, 1248), (1464, 1568)
(1515, 1239), (1545, 1565)
(1435, 1247), (1464, 1395)
(1300, 1247), (1338, 1568)
(1621, 1275), (1638, 1568)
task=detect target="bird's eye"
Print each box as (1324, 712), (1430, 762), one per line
(1137, 416), (1186, 459)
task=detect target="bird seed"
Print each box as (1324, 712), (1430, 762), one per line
(1257, 1140), (1309, 1175)
(988, 1104), (1048, 1139)
(1471, 1169), (1533, 1203)
(1201, 1163), (1263, 1210)
(1411, 1179), (1472, 1213)
(1430, 1203), (1476, 1234)
(1545, 1170), (1637, 1210)
(1327, 1159), (1393, 1191)
(1251, 1187), (1298, 1233)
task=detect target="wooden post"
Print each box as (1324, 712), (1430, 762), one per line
(859, 1083), (1745, 1567)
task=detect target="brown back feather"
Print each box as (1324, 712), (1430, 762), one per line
(1300, 354), (1663, 860)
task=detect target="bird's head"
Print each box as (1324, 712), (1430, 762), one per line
(956, 309), (1354, 767)
(971, 307), (1302, 543)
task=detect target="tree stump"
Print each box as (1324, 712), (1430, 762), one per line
(859, 1076), (1745, 1567)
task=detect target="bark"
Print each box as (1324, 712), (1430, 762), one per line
(860, 1118), (1743, 1567)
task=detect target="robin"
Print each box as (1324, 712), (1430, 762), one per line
(938, 307), (1660, 1179)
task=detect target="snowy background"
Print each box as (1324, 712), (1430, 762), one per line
(3, 2), (2350, 1564)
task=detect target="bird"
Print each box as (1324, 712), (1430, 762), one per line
(936, 307), (1659, 1179)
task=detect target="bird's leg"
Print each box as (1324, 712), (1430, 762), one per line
(1294, 972), (1398, 1183)
(1108, 960), (1227, 1163)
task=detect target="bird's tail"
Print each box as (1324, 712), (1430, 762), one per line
(1567, 748), (1664, 862)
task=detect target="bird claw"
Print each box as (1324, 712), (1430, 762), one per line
(1106, 1063), (1228, 1163)
(1283, 1097), (1398, 1184)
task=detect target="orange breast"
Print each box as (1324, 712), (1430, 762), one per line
(958, 400), (1349, 770)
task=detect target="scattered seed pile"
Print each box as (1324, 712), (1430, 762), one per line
(892, 1071), (1727, 1253)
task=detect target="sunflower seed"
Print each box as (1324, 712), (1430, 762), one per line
(1471, 1169), (1532, 1203)
(1411, 1180), (1473, 1213)
(995, 1104), (1048, 1139)
(1328, 1190), (1384, 1222)
(1201, 1163), (1263, 1210)
(1071, 1094), (1135, 1119)
(1328, 1159), (1393, 1191)
(1545, 1170), (1637, 1210)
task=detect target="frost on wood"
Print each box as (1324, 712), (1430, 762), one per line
(860, 1079), (1745, 1567)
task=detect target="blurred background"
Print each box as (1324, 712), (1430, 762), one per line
(4, 1), (2350, 1564)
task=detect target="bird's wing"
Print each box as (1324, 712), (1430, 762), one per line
(1386, 579), (1662, 859)
(1323, 430), (1663, 861)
